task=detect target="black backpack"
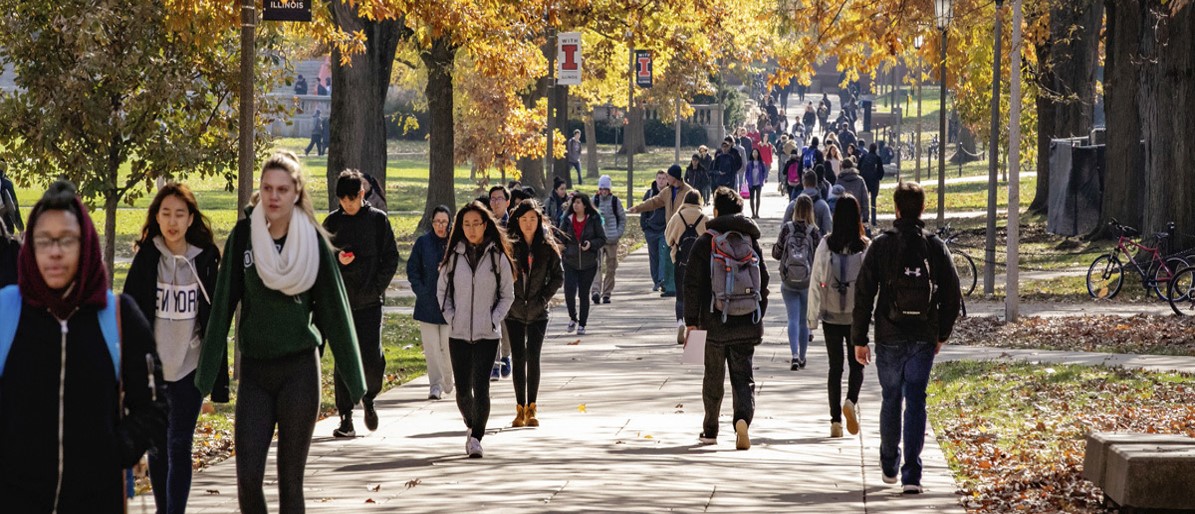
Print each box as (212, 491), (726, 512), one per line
(675, 213), (704, 266)
(885, 230), (938, 323)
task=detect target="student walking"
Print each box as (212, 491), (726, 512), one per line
(409, 205), (455, 400)
(858, 143), (886, 227)
(436, 201), (515, 458)
(684, 187), (769, 451)
(807, 194), (869, 438)
(544, 176), (569, 227)
(323, 170), (400, 438)
(664, 191), (706, 344)
(488, 186), (515, 379)
(774, 195), (821, 370)
(196, 152), (366, 513)
(123, 183), (224, 514)
(628, 165), (693, 298)
(684, 154), (711, 209)
(640, 173), (667, 291)
(853, 182), (961, 494)
(0, 181), (167, 513)
(560, 193), (607, 335)
(590, 176), (626, 304)
(745, 149), (768, 218)
(505, 200), (564, 428)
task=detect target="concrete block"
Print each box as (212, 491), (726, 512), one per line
(1083, 432), (1195, 488)
(1104, 444), (1195, 510)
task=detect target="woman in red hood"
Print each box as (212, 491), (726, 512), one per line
(0, 180), (166, 513)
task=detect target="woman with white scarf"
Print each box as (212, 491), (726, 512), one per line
(196, 152), (364, 514)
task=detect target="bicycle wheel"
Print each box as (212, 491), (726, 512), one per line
(1152, 257), (1189, 300)
(1086, 254), (1124, 300)
(1168, 267), (1195, 315)
(952, 251), (977, 297)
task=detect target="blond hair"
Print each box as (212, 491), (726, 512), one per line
(255, 151), (332, 242)
(792, 195), (815, 225)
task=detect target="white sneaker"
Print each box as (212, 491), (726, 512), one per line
(843, 400), (859, 435)
(734, 420), (750, 450)
(698, 434), (717, 445)
(567, 321), (577, 333)
(577, 325), (587, 336)
(902, 484), (924, 494)
(467, 437), (484, 458)
(429, 385), (443, 400)
(882, 472), (899, 484)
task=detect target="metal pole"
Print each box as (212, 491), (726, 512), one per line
(238, 0), (255, 216)
(1006, 0), (1024, 322)
(937, 29), (948, 226)
(984, 0), (1004, 296)
(626, 47), (635, 201)
(547, 26), (557, 185)
(916, 56), (923, 182)
(674, 95), (681, 165)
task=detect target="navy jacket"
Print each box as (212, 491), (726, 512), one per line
(407, 231), (448, 324)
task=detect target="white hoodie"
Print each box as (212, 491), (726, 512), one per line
(152, 237), (208, 381)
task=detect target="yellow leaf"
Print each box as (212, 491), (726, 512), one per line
(577, 404), (587, 413)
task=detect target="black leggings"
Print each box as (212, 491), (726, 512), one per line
(334, 306), (385, 417)
(235, 349), (321, 514)
(824, 323), (865, 423)
(563, 266), (598, 326)
(450, 339), (500, 441)
(506, 319), (548, 405)
(749, 185), (763, 216)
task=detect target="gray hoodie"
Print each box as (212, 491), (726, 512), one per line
(835, 169), (871, 223)
(152, 237), (209, 382)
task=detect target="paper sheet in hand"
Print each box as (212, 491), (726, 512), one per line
(682, 330), (706, 365)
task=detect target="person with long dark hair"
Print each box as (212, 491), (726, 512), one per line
(559, 193), (606, 335)
(504, 200), (564, 427)
(437, 201), (514, 458)
(123, 183), (224, 514)
(196, 152), (365, 513)
(745, 148), (768, 218)
(808, 193), (869, 439)
(410, 205), (454, 400)
(0, 180), (166, 513)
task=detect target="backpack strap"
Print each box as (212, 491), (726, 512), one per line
(97, 290), (122, 379)
(0, 285), (21, 377)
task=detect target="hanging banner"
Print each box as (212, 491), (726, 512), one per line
(557, 32), (582, 86)
(635, 50), (653, 88)
(263, 0), (312, 22)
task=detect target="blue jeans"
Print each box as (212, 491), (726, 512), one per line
(781, 287), (809, 361)
(149, 370), (203, 514)
(569, 161), (582, 185)
(659, 238), (675, 295)
(875, 340), (937, 486)
(646, 231), (663, 287)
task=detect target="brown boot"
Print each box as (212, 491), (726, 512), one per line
(525, 403), (539, 427)
(512, 405), (526, 428)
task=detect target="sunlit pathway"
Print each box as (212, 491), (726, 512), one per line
(183, 185), (964, 513)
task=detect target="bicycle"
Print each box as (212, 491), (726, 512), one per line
(936, 224), (977, 297)
(1166, 265), (1195, 315)
(1086, 219), (1188, 300)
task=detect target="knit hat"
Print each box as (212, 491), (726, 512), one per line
(667, 164), (683, 180)
(598, 175), (613, 190)
(830, 184), (846, 198)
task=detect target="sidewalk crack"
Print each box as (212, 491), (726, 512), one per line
(543, 480), (569, 504)
(703, 485), (717, 512)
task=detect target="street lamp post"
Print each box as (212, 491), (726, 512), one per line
(984, 0), (1005, 296)
(935, 0), (954, 226)
(913, 35), (924, 183)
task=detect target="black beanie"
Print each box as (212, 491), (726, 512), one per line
(667, 164), (683, 180)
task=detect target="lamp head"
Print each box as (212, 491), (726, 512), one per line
(914, 35), (925, 50)
(934, 0), (954, 29)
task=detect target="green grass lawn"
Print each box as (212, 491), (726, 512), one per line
(928, 361), (1195, 513)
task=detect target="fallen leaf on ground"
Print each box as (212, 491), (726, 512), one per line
(566, 339), (581, 346)
(368, 483), (381, 492)
(405, 479), (422, 489)
(577, 404), (587, 413)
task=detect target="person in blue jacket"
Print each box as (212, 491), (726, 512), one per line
(408, 205), (454, 400)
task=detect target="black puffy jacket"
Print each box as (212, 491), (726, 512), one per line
(506, 234), (565, 323)
(560, 213), (607, 271)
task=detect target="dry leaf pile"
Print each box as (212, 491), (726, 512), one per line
(952, 315), (1195, 356)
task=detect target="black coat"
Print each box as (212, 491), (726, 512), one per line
(123, 242), (229, 402)
(858, 152), (885, 193)
(506, 236), (565, 323)
(682, 214), (770, 345)
(322, 203), (400, 310)
(851, 218), (962, 346)
(560, 213), (607, 271)
(0, 294), (167, 513)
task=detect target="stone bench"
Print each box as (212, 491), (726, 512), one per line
(1084, 432), (1195, 512)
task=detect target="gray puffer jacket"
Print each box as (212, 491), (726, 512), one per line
(437, 240), (515, 342)
(592, 193), (626, 240)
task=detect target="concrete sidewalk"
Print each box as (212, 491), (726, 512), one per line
(183, 185), (965, 512)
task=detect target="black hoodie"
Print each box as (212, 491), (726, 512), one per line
(322, 202), (400, 310)
(683, 214), (770, 344)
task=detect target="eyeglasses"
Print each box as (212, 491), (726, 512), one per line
(432, 220), (450, 226)
(33, 235), (81, 252)
(462, 221), (486, 229)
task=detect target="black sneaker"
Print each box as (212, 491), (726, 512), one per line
(791, 359), (801, 371)
(602, 296), (611, 304)
(363, 401), (379, 432)
(333, 416), (355, 438)
(798, 358), (807, 369)
(591, 293), (602, 304)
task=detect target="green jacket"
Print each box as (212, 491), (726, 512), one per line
(195, 216), (365, 402)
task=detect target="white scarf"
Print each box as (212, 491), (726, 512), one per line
(250, 206), (320, 296)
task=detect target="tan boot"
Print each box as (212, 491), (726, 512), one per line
(525, 403), (539, 427)
(512, 405), (526, 428)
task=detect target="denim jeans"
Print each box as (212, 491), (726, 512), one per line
(646, 231), (663, 287)
(149, 370), (203, 514)
(569, 161), (582, 186)
(781, 287), (810, 361)
(658, 238), (675, 295)
(875, 340), (937, 486)
(702, 342), (756, 438)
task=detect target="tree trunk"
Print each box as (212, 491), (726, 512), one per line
(950, 125), (981, 164)
(327, 1), (403, 210)
(1029, 77), (1055, 214)
(1139, 0), (1195, 250)
(103, 191), (118, 282)
(1099, 0), (1145, 234)
(420, 37), (459, 233)
(517, 79), (548, 190)
(584, 113), (599, 178)
(620, 106), (646, 156)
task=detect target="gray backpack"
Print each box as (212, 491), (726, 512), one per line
(822, 249), (864, 319)
(708, 230), (763, 323)
(780, 222), (815, 290)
